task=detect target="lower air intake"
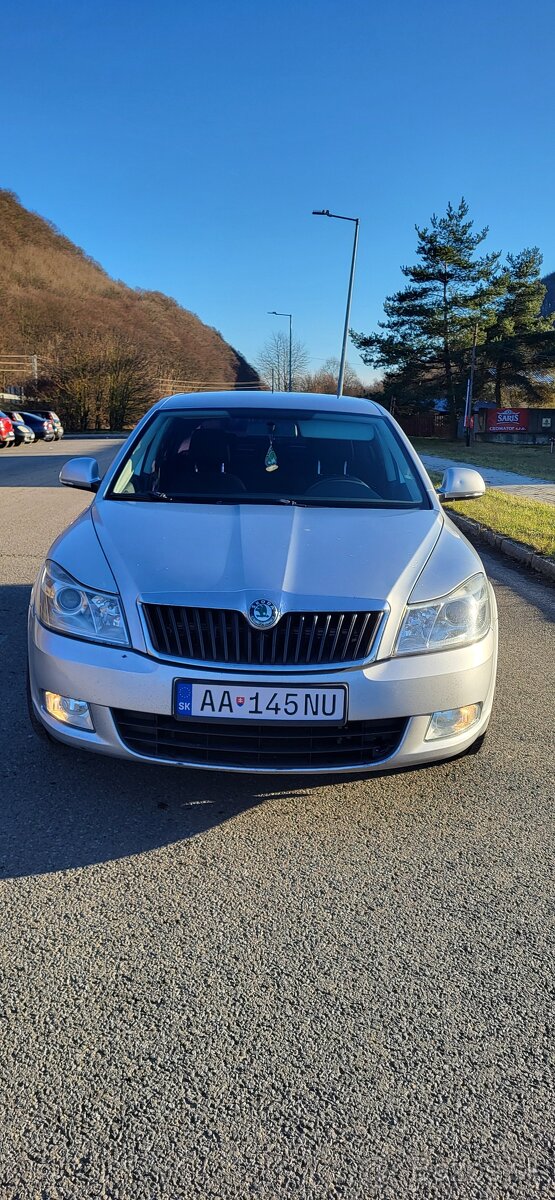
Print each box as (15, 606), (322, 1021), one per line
(111, 709), (408, 771)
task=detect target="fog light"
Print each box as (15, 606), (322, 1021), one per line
(44, 691), (94, 730)
(425, 704), (482, 741)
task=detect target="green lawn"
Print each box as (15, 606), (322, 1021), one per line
(448, 490), (555, 560)
(411, 437), (555, 483)
(424, 469), (555, 559)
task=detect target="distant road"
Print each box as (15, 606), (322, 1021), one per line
(0, 435), (123, 488)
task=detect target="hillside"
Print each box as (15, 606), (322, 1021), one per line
(0, 189), (260, 427)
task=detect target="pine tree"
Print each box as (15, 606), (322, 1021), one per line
(480, 249), (555, 406)
(351, 199), (503, 420)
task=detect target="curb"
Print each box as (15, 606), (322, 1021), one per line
(447, 510), (555, 584)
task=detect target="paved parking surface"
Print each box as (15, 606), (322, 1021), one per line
(0, 439), (553, 1198)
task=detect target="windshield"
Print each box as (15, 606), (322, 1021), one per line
(107, 407), (430, 508)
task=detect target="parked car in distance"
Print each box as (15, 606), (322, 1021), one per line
(0, 411), (15, 448)
(20, 412), (55, 441)
(28, 391), (498, 776)
(32, 409), (64, 439)
(6, 411), (35, 445)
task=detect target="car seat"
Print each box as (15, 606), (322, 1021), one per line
(185, 428), (245, 493)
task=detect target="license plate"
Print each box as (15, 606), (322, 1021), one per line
(174, 681), (347, 723)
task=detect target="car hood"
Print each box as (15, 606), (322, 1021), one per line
(91, 501), (443, 639)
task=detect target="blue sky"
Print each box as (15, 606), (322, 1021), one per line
(3, 0), (554, 382)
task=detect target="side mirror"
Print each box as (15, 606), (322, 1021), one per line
(59, 457), (101, 492)
(437, 466), (486, 502)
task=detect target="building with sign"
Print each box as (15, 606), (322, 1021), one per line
(475, 406), (555, 443)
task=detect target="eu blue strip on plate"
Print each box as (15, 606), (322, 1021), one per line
(175, 682), (193, 717)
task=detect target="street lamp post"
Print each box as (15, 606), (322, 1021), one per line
(268, 310), (292, 391)
(312, 209), (360, 398)
(464, 321), (479, 447)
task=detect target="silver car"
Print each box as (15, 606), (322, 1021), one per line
(28, 392), (497, 773)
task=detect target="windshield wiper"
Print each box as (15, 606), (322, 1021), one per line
(108, 491), (175, 501)
(122, 494), (309, 506)
(256, 497), (306, 506)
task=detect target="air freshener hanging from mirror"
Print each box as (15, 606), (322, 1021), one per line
(265, 436), (278, 472)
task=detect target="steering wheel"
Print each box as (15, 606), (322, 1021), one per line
(306, 475), (381, 499)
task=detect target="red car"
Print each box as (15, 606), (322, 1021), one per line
(0, 411), (15, 448)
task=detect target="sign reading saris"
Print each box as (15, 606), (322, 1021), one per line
(486, 408), (529, 433)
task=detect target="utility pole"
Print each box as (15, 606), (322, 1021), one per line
(288, 313), (292, 392)
(465, 322), (478, 446)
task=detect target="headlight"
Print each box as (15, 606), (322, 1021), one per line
(394, 572), (490, 656)
(38, 560), (129, 646)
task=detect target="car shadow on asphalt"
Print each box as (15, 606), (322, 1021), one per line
(4, 565), (546, 881)
(1, 584), (371, 879)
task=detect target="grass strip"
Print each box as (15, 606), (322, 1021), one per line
(446, 489), (555, 560)
(412, 437), (555, 483)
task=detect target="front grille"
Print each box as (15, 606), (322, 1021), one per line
(112, 709), (408, 770)
(143, 605), (381, 666)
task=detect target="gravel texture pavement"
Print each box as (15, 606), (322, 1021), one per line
(0, 439), (553, 1199)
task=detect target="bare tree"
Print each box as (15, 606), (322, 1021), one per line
(103, 334), (156, 429)
(299, 356), (367, 396)
(257, 331), (310, 391)
(39, 331), (156, 429)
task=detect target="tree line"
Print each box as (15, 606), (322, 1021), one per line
(350, 198), (555, 420)
(18, 331), (154, 431)
(256, 333), (373, 397)
(13, 327), (260, 432)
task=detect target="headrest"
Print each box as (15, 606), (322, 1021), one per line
(189, 427), (231, 470)
(313, 439), (352, 473)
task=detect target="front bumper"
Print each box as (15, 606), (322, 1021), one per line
(28, 606), (498, 773)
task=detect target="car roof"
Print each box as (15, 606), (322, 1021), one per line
(158, 390), (385, 417)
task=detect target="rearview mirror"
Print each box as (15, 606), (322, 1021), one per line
(437, 467), (486, 502)
(59, 457), (101, 492)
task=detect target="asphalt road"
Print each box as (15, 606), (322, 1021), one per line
(0, 438), (553, 1199)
